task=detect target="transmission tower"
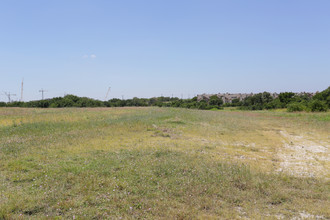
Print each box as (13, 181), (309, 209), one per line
(3, 92), (16, 103)
(105, 87), (111, 101)
(20, 78), (24, 102)
(39, 88), (48, 100)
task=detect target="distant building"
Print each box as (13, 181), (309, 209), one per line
(197, 93), (257, 103)
(197, 92), (314, 103)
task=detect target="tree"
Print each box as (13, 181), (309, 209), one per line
(279, 92), (295, 105)
(309, 100), (327, 112)
(208, 95), (223, 107)
(313, 86), (330, 108)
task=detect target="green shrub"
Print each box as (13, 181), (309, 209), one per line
(313, 86), (330, 108)
(308, 100), (328, 112)
(287, 103), (305, 112)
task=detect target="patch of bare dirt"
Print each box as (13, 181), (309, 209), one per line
(277, 130), (329, 178)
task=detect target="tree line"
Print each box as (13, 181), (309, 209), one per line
(1, 87), (329, 112)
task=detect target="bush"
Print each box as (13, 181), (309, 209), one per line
(287, 103), (305, 112)
(197, 101), (208, 110)
(313, 86), (330, 108)
(308, 100), (327, 112)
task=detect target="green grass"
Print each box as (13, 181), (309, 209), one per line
(0, 107), (329, 219)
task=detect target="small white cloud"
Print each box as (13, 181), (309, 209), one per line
(90, 54), (96, 59)
(82, 54), (88, 59)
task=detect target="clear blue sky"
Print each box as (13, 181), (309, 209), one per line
(1, 0), (329, 101)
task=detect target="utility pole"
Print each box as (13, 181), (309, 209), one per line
(39, 88), (48, 100)
(3, 92), (16, 103)
(105, 87), (111, 101)
(20, 78), (24, 102)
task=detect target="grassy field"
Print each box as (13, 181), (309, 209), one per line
(0, 107), (329, 219)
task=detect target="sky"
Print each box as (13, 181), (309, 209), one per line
(0, 0), (329, 101)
